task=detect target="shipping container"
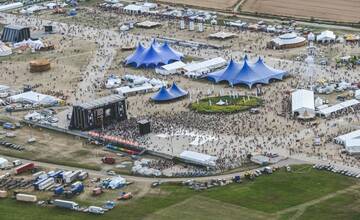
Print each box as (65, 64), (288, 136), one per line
(0, 190), (7, 198)
(15, 163), (34, 175)
(34, 177), (54, 190)
(16, 193), (37, 202)
(53, 199), (79, 210)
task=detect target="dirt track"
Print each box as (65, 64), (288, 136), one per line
(241, 0), (360, 22)
(155, 0), (238, 10)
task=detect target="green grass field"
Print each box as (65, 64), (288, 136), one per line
(190, 95), (263, 113)
(0, 165), (359, 220)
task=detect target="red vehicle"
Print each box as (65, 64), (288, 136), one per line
(101, 157), (115, 165)
(15, 163), (34, 175)
(92, 187), (103, 196)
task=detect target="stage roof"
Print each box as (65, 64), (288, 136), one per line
(76, 94), (125, 109)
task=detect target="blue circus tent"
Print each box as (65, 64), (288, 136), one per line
(207, 56), (287, 88)
(125, 40), (183, 68)
(151, 83), (188, 102)
(168, 82), (188, 97)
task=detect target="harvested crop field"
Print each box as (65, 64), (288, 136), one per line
(241, 0), (360, 22)
(155, 0), (239, 10)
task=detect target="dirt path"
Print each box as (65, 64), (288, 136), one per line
(276, 183), (360, 219)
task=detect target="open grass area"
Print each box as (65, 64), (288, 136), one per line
(0, 165), (357, 220)
(297, 189), (360, 220)
(190, 95), (263, 113)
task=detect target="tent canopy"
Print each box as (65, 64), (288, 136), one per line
(179, 150), (217, 167)
(125, 40), (183, 68)
(207, 56), (286, 88)
(151, 82), (187, 102)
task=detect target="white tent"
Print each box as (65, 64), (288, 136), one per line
(136, 21), (161, 28)
(317, 99), (359, 117)
(209, 32), (237, 40)
(335, 130), (360, 144)
(183, 57), (226, 77)
(317, 30), (336, 43)
(155, 61), (186, 75)
(14, 39), (44, 50)
(0, 41), (12, 57)
(307, 32), (315, 41)
(0, 158), (9, 169)
(179, 150), (217, 167)
(291, 89), (315, 118)
(9, 91), (58, 105)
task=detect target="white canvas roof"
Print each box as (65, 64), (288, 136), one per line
(291, 89), (315, 113)
(0, 42), (12, 57)
(114, 83), (157, 95)
(318, 99), (359, 117)
(123, 4), (149, 12)
(9, 91), (58, 105)
(335, 130), (360, 144)
(209, 32), (237, 39)
(183, 57), (226, 72)
(317, 30), (336, 41)
(136, 20), (161, 28)
(179, 150), (217, 167)
(158, 61), (186, 71)
(272, 32), (306, 46)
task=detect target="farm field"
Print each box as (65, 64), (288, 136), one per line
(155, 0), (238, 10)
(0, 165), (359, 220)
(241, 0), (360, 22)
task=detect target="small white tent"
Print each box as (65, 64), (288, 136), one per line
(0, 41), (12, 57)
(291, 89), (315, 119)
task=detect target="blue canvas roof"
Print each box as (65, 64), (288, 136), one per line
(125, 40), (183, 68)
(151, 83), (188, 102)
(207, 56), (287, 88)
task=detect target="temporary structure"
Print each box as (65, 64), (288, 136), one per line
(291, 89), (315, 119)
(136, 21), (161, 28)
(8, 91), (58, 105)
(155, 61), (186, 75)
(209, 32), (237, 40)
(179, 151), (217, 167)
(269, 32), (306, 49)
(125, 40), (183, 68)
(151, 82), (188, 102)
(0, 41), (12, 56)
(316, 30), (336, 43)
(207, 56), (286, 88)
(29, 59), (50, 72)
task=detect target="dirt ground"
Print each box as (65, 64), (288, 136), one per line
(155, 0), (239, 10)
(241, 0), (360, 22)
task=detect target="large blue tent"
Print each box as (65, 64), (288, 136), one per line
(207, 56), (287, 88)
(151, 83), (188, 102)
(125, 40), (183, 68)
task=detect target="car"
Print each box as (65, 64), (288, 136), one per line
(106, 170), (116, 176)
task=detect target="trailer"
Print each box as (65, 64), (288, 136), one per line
(53, 199), (79, 210)
(54, 186), (64, 195)
(0, 190), (7, 198)
(15, 163), (34, 175)
(16, 193), (37, 202)
(64, 170), (81, 184)
(78, 171), (88, 180)
(32, 171), (45, 180)
(88, 206), (105, 214)
(34, 177), (54, 190)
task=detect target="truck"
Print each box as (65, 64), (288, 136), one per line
(15, 163), (34, 175)
(78, 171), (88, 180)
(54, 186), (64, 196)
(64, 170), (82, 184)
(34, 177), (55, 190)
(12, 160), (22, 167)
(16, 193), (37, 202)
(71, 181), (84, 194)
(88, 206), (105, 214)
(102, 156), (115, 164)
(32, 171), (45, 180)
(53, 199), (79, 210)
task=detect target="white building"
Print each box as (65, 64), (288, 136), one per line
(0, 158), (9, 169)
(291, 89), (315, 119)
(335, 130), (360, 155)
